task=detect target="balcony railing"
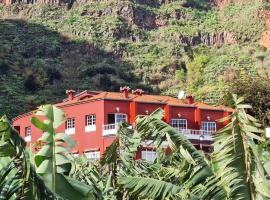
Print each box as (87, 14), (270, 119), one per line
(174, 128), (214, 141)
(103, 123), (119, 136)
(102, 122), (215, 140)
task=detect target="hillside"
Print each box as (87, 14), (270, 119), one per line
(0, 0), (269, 118)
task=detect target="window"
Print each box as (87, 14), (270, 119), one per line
(84, 151), (100, 161)
(25, 126), (31, 137)
(141, 149), (156, 163)
(25, 126), (31, 142)
(115, 114), (127, 123)
(171, 119), (187, 130)
(86, 114), (96, 126)
(107, 113), (127, 124)
(14, 126), (20, 133)
(66, 118), (75, 129)
(201, 122), (216, 132)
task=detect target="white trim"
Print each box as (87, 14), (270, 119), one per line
(65, 128), (75, 135)
(178, 129), (213, 141)
(84, 151), (100, 161)
(103, 123), (119, 136)
(142, 149), (156, 163)
(115, 113), (127, 123)
(85, 125), (96, 132)
(171, 118), (187, 129)
(25, 136), (31, 142)
(201, 121), (216, 132)
(86, 114), (96, 126)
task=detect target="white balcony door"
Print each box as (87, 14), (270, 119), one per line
(201, 122), (216, 132)
(171, 119), (187, 130)
(107, 113), (127, 124)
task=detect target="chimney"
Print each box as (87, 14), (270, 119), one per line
(187, 95), (194, 104)
(66, 89), (75, 101)
(120, 86), (130, 98)
(132, 89), (144, 96)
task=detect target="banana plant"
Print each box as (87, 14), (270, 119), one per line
(118, 95), (270, 199)
(71, 156), (118, 200)
(31, 105), (93, 199)
(0, 115), (55, 200)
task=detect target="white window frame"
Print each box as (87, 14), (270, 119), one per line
(115, 113), (127, 123)
(65, 118), (75, 134)
(86, 114), (96, 126)
(84, 151), (100, 161)
(85, 114), (96, 132)
(141, 149), (156, 163)
(171, 119), (187, 130)
(25, 126), (31, 142)
(201, 121), (216, 132)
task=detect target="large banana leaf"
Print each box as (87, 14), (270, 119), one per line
(32, 105), (93, 199)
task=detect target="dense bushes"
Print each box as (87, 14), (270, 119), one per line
(226, 77), (270, 127)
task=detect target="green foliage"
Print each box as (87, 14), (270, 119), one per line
(226, 77), (270, 127)
(117, 95), (270, 199)
(0, 116), (56, 199)
(31, 105), (93, 199)
(0, 0), (268, 118)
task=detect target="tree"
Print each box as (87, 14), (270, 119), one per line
(226, 77), (270, 127)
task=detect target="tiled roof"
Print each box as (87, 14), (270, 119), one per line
(13, 90), (233, 121)
(56, 90), (232, 111)
(193, 102), (233, 112)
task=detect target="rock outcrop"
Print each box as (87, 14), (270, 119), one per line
(260, 9), (270, 49)
(176, 31), (236, 46)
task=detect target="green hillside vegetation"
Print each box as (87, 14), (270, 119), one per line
(0, 0), (269, 118)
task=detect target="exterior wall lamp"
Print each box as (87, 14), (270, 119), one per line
(177, 113), (181, 118)
(116, 107), (120, 112)
(199, 135), (204, 150)
(145, 110), (149, 115)
(207, 116), (211, 121)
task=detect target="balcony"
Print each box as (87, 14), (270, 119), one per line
(175, 128), (214, 141)
(103, 123), (119, 136)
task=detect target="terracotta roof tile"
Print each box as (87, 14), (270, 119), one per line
(56, 91), (232, 111)
(13, 90), (233, 121)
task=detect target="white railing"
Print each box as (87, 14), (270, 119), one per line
(103, 123), (119, 136)
(174, 128), (214, 141)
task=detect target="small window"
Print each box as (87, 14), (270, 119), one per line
(66, 118), (75, 129)
(86, 114), (96, 126)
(141, 149), (156, 163)
(201, 122), (216, 132)
(25, 126), (31, 137)
(171, 119), (187, 130)
(84, 151), (100, 161)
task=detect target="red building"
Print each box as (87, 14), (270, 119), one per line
(12, 87), (232, 161)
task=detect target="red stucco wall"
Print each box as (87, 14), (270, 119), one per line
(12, 98), (230, 157)
(170, 106), (197, 129)
(200, 109), (224, 129)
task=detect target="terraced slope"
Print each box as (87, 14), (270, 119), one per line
(0, 0), (269, 118)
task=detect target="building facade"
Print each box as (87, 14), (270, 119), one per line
(12, 87), (232, 161)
